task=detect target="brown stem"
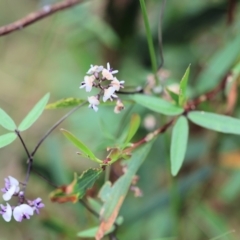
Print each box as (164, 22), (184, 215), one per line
(0, 0), (85, 37)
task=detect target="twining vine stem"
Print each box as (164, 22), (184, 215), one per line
(0, 0), (84, 37)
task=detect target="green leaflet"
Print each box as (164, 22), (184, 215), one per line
(179, 64), (190, 107)
(50, 169), (103, 203)
(18, 93), (50, 131)
(96, 142), (152, 239)
(131, 94), (184, 116)
(61, 128), (102, 163)
(170, 116), (189, 176)
(0, 108), (16, 131)
(0, 133), (17, 148)
(188, 111), (240, 135)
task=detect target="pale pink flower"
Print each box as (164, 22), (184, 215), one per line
(111, 77), (124, 91)
(88, 96), (100, 112)
(102, 62), (118, 80)
(80, 75), (95, 92)
(86, 65), (103, 75)
(103, 87), (118, 102)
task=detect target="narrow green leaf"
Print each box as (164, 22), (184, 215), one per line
(131, 94), (184, 116)
(46, 98), (85, 109)
(18, 93), (50, 131)
(179, 64), (190, 106)
(61, 129), (102, 163)
(124, 114), (141, 145)
(0, 133), (17, 148)
(50, 169), (103, 203)
(188, 111), (240, 134)
(96, 142), (152, 239)
(196, 34), (240, 94)
(170, 116), (189, 176)
(0, 109), (16, 131)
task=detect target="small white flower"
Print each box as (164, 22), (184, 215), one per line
(102, 62), (118, 80)
(0, 203), (12, 222)
(103, 87), (118, 102)
(114, 99), (125, 114)
(2, 176), (20, 201)
(13, 204), (34, 222)
(88, 96), (100, 112)
(86, 65), (103, 75)
(111, 77), (125, 91)
(80, 75), (95, 92)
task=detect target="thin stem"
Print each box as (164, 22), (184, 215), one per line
(31, 102), (86, 157)
(22, 102), (86, 190)
(79, 199), (99, 218)
(15, 130), (31, 160)
(158, 0), (166, 70)
(139, 0), (159, 85)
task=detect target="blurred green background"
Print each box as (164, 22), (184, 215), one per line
(1, 0), (240, 239)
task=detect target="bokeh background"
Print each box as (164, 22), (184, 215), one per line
(0, 0), (240, 239)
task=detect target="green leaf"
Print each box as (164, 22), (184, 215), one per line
(179, 64), (190, 106)
(96, 142), (152, 239)
(196, 34), (240, 94)
(61, 129), (102, 163)
(18, 93), (50, 131)
(166, 88), (179, 105)
(0, 133), (17, 148)
(50, 169), (103, 203)
(98, 181), (112, 202)
(170, 116), (189, 176)
(188, 111), (240, 134)
(46, 98), (85, 109)
(123, 114), (141, 146)
(0, 109), (16, 131)
(131, 94), (184, 116)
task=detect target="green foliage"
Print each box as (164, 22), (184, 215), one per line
(50, 169), (102, 203)
(61, 128), (102, 163)
(131, 94), (184, 116)
(0, 108), (16, 131)
(188, 111), (240, 134)
(170, 116), (189, 176)
(179, 64), (190, 106)
(123, 113), (141, 147)
(18, 93), (50, 131)
(96, 142), (152, 239)
(0, 132), (17, 148)
(196, 34), (240, 94)
(46, 98), (86, 109)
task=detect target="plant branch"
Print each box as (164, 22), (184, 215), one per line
(0, 0), (85, 37)
(31, 102), (86, 158)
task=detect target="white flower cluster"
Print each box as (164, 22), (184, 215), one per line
(0, 176), (44, 222)
(80, 63), (125, 113)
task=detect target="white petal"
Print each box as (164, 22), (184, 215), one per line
(8, 176), (19, 187)
(3, 185), (16, 201)
(2, 203), (12, 222)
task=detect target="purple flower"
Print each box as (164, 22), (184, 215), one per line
(13, 204), (34, 222)
(2, 176), (20, 201)
(0, 203), (12, 222)
(28, 198), (44, 214)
